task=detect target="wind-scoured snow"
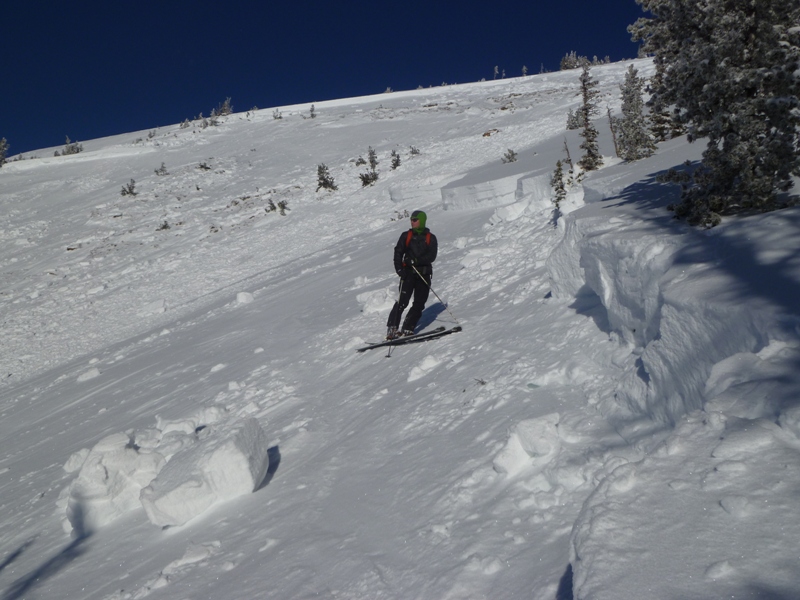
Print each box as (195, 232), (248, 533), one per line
(1, 59), (799, 599)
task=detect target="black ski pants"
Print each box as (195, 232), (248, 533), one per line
(387, 273), (430, 333)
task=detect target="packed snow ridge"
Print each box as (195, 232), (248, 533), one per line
(1, 59), (800, 599)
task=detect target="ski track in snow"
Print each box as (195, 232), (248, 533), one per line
(2, 59), (800, 599)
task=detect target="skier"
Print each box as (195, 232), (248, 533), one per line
(386, 210), (438, 340)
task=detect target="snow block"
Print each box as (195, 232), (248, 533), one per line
(441, 173), (520, 210)
(140, 417), (270, 527)
(65, 432), (166, 532)
(388, 184), (443, 206)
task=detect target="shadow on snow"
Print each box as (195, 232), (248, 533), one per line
(3, 502), (91, 600)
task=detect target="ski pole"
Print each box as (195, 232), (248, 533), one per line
(411, 264), (461, 326)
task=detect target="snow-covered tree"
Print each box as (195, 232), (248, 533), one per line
(617, 64), (656, 161)
(560, 51), (589, 71)
(566, 108), (584, 130)
(213, 97), (233, 117)
(577, 65), (603, 171)
(630, 0), (800, 226)
(644, 68), (683, 142)
(61, 136), (83, 156)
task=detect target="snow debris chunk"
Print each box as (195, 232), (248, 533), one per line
(59, 408), (268, 532)
(407, 355), (443, 382)
(77, 367), (101, 382)
(139, 298), (166, 316)
(493, 413), (560, 477)
(63, 448), (90, 473)
(140, 417), (270, 527)
(357, 286), (396, 314)
(162, 541), (221, 575)
(63, 432), (166, 533)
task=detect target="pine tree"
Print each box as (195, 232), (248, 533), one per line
(367, 146), (378, 171)
(566, 108), (584, 130)
(316, 164), (338, 192)
(577, 65), (603, 171)
(551, 160), (567, 209)
(359, 147), (379, 186)
(501, 149), (518, 163)
(560, 51), (590, 70)
(617, 64), (656, 161)
(631, 0), (800, 226)
(0, 137), (8, 168)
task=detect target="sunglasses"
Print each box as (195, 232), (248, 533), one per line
(411, 217), (419, 222)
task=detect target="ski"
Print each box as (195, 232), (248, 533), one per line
(356, 326), (460, 353)
(363, 326), (445, 347)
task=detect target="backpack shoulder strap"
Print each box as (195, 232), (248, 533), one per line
(405, 230), (431, 247)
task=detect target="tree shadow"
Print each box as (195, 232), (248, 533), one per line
(256, 445), (281, 491)
(555, 563), (573, 600)
(416, 302), (447, 330)
(739, 583), (800, 600)
(681, 582), (800, 600)
(590, 164), (800, 420)
(568, 285), (611, 334)
(3, 502), (91, 600)
(0, 538), (36, 577)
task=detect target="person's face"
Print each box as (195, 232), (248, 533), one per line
(411, 217), (420, 227)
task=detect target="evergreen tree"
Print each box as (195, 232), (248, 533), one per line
(631, 0), (800, 226)
(566, 108), (584, 130)
(316, 164), (338, 192)
(367, 146), (378, 171)
(359, 147), (380, 186)
(644, 69), (678, 142)
(0, 137), (8, 168)
(551, 160), (567, 209)
(501, 149), (518, 163)
(617, 64), (656, 161)
(560, 51), (590, 70)
(577, 65), (603, 171)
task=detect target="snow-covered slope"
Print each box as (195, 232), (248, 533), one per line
(2, 59), (799, 599)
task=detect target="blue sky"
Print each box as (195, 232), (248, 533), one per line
(1, 1), (645, 156)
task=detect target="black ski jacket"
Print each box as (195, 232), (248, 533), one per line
(393, 228), (438, 278)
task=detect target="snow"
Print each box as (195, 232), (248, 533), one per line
(1, 58), (800, 599)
